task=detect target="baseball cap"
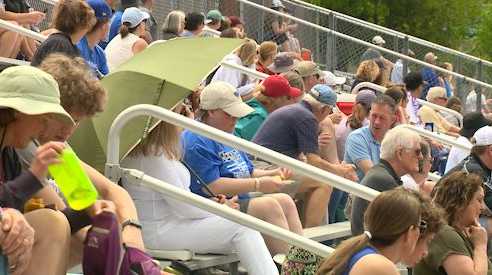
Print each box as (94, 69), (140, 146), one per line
(261, 75), (302, 98)
(0, 66), (73, 124)
(322, 71), (346, 86)
(87, 0), (112, 20)
(460, 112), (492, 139)
(268, 53), (295, 73)
(205, 9), (224, 24)
(473, 126), (492, 146)
(122, 7), (149, 28)
(426, 87), (447, 101)
(355, 90), (376, 108)
(308, 84), (337, 107)
(271, 0), (286, 9)
(200, 81), (254, 118)
(372, 35), (385, 45)
(294, 61), (321, 78)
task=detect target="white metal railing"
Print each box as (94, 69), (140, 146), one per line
(416, 99), (463, 125)
(401, 124), (471, 151)
(0, 19), (47, 42)
(351, 81), (463, 125)
(104, 104), (381, 257)
(283, 0), (492, 67)
(0, 57), (30, 66)
(236, 0), (492, 90)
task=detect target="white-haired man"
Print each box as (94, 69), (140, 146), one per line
(351, 125), (423, 235)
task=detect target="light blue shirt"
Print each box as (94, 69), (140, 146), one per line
(343, 126), (381, 181)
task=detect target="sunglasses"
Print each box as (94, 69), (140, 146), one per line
(418, 220), (428, 234)
(403, 148), (422, 157)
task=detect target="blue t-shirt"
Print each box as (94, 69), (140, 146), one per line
(182, 130), (254, 199)
(420, 67), (440, 100)
(103, 11), (123, 49)
(77, 37), (109, 77)
(343, 246), (378, 275)
(344, 126), (381, 181)
(253, 101), (319, 159)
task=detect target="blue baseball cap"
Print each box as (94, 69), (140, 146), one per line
(122, 7), (149, 28)
(87, 0), (112, 20)
(308, 84), (337, 107)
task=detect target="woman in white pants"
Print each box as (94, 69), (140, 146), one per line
(122, 120), (278, 274)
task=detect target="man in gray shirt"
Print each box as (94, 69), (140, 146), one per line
(351, 125), (423, 235)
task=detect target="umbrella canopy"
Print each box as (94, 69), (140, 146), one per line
(69, 38), (244, 171)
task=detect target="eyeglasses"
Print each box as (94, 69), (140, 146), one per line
(418, 220), (427, 234)
(404, 148), (422, 158)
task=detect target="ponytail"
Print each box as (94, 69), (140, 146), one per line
(347, 103), (368, 129)
(316, 234), (371, 275)
(120, 22), (140, 38)
(120, 22), (130, 38)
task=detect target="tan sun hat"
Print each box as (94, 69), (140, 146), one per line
(200, 81), (254, 118)
(0, 65), (74, 124)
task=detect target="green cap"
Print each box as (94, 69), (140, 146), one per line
(0, 66), (74, 124)
(205, 9), (224, 23)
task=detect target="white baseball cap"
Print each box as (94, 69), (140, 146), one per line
(122, 7), (149, 28)
(322, 71), (346, 86)
(372, 35), (386, 45)
(200, 81), (254, 118)
(473, 126), (492, 146)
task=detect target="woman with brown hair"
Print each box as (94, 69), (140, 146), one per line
(256, 41), (278, 75)
(385, 85), (409, 125)
(122, 118), (279, 274)
(211, 39), (259, 89)
(105, 7), (149, 71)
(414, 171), (491, 275)
(317, 187), (442, 275)
(31, 0), (96, 66)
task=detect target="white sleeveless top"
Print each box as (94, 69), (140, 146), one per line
(105, 33), (140, 72)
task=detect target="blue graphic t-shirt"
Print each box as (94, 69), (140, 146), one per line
(181, 130), (254, 199)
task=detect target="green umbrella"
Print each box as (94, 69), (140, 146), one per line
(69, 37), (244, 171)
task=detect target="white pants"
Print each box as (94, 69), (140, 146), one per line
(144, 216), (279, 275)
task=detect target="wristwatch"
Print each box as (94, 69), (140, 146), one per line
(121, 219), (142, 230)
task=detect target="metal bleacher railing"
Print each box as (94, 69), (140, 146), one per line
(22, 0), (492, 106)
(105, 104), (381, 258)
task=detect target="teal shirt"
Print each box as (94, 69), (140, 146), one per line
(234, 98), (269, 140)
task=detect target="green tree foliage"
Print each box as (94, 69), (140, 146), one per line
(310, 0), (484, 55)
(474, 3), (492, 60)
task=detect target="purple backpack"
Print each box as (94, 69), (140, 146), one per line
(83, 211), (161, 275)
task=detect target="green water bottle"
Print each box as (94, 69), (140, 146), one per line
(48, 148), (98, 210)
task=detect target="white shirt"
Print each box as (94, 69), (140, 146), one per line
(444, 135), (472, 173)
(105, 33), (140, 72)
(401, 174), (419, 191)
(212, 54), (255, 88)
(406, 91), (422, 126)
(121, 154), (214, 239)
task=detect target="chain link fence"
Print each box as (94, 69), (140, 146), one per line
(25, 0), (492, 109)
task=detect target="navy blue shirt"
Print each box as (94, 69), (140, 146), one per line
(77, 36), (109, 77)
(253, 100), (319, 159)
(181, 130), (254, 199)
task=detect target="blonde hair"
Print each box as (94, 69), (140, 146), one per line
(162, 10), (185, 35)
(129, 121), (181, 160)
(258, 41), (277, 63)
(236, 39), (258, 66)
(356, 60), (380, 82)
(39, 53), (107, 117)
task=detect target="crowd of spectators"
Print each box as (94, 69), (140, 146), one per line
(1, 0), (492, 273)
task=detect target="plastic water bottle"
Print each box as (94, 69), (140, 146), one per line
(48, 148), (98, 210)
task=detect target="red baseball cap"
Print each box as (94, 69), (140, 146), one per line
(261, 75), (302, 98)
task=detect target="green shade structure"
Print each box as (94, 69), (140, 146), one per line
(69, 38), (244, 171)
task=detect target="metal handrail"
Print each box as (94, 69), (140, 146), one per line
(105, 105), (379, 201)
(416, 99), (463, 125)
(237, 0), (492, 90)
(401, 124), (471, 151)
(121, 167), (333, 257)
(0, 19), (47, 42)
(283, 0), (492, 67)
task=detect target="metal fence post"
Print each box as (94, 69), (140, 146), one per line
(477, 60), (483, 111)
(325, 12), (334, 71)
(315, 10), (320, 63)
(402, 35), (409, 77)
(393, 34), (399, 62)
